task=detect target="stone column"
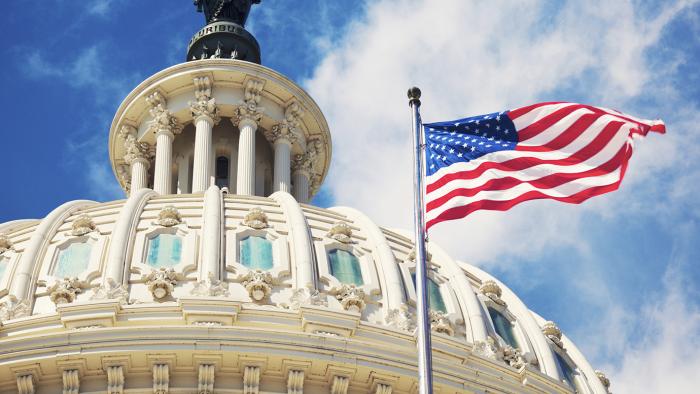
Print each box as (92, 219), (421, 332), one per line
(292, 169), (310, 203)
(189, 76), (220, 193)
(146, 91), (181, 195)
(177, 153), (191, 194)
(119, 125), (151, 192)
(235, 78), (264, 195)
(265, 101), (302, 193)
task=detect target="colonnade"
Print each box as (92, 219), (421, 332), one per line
(119, 78), (316, 202)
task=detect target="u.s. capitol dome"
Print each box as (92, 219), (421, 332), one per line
(0, 2), (611, 393)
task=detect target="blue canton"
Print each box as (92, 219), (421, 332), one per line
(423, 111), (518, 176)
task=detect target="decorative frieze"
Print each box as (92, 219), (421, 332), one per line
(16, 374), (34, 394)
(287, 370), (304, 394)
(62, 369), (80, 394)
(479, 280), (506, 306)
(429, 310), (454, 336)
(333, 284), (366, 313)
(198, 364), (215, 394)
(326, 222), (353, 243)
(0, 233), (13, 254)
(243, 207), (269, 229)
(153, 364), (169, 394)
(71, 214), (97, 236)
(48, 278), (85, 305)
(142, 268), (182, 300)
(542, 320), (564, 349)
(0, 295), (30, 321)
(156, 206), (182, 227)
(106, 365), (124, 394)
(385, 304), (416, 332)
(243, 365), (261, 394)
(90, 278), (129, 305)
(191, 272), (230, 297)
(242, 270), (273, 301)
(189, 76), (220, 123)
(331, 375), (349, 394)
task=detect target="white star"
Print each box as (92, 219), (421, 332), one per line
(449, 149), (455, 153)
(479, 141), (485, 145)
(470, 146), (476, 152)
(496, 115), (501, 121)
(475, 120), (480, 125)
(496, 125), (500, 130)
(462, 143), (468, 148)
(457, 152), (463, 157)
(485, 144), (492, 148)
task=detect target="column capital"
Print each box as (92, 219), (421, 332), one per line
(234, 78), (264, 127)
(189, 76), (221, 125)
(121, 130), (152, 166)
(147, 91), (182, 136)
(291, 138), (322, 175)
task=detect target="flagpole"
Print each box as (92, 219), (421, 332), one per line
(408, 86), (433, 394)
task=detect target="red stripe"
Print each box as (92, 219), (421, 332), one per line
(516, 112), (598, 152)
(517, 104), (585, 141)
(507, 102), (566, 120)
(426, 149), (633, 230)
(426, 144), (629, 211)
(426, 121), (625, 194)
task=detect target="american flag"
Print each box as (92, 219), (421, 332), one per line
(423, 102), (665, 230)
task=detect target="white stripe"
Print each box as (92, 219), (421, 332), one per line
(511, 102), (577, 130)
(426, 165), (623, 222)
(426, 125), (630, 203)
(518, 107), (594, 146)
(426, 119), (632, 185)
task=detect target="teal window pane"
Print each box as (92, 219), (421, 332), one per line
(55, 241), (92, 277)
(411, 273), (448, 313)
(240, 236), (273, 270)
(488, 307), (519, 348)
(329, 249), (363, 285)
(555, 352), (579, 390)
(147, 234), (182, 268)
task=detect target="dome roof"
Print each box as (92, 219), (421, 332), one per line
(0, 189), (610, 393)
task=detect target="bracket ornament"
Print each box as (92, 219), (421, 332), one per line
(62, 369), (80, 394)
(542, 320), (565, 349)
(106, 365), (124, 394)
(0, 295), (30, 321)
(16, 374), (34, 394)
(479, 280), (506, 306)
(0, 233), (13, 254)
(292, 138), (322, 177)
(595, 370), (611, 392)
(142, 268), (182, 300)
(71, 215), (97, 236)
(265, 101), (304, 145)
(472, 336), (499, 360)
(333, 284), (366, 313)
(287, 370), (304, 394)
(385, 304), (416, 332)
(156, 206), (182, 227)
(429, 310), (454, 336)
(198, 364), (215, 394)
(242, 270), (273, 301)
(48, 277), (85, 304)
(501, 344), (527, 369)
(90, 278), (130, 305)
(153, 364), (169, 394)
(326, 222), (353, 243)
(119, 125), (152, 165)
(243, 365), (260, 394)
(243, 207), (269, 229)
(191, 272), (230, 297)
(189, 76), (220, 124)
(236, 79), (264, 126)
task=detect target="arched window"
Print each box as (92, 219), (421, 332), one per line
(329, 249), (363, 285)
(215, 156), (229, 189)
(411, 273), (448, 313)
(554, 351), (579, 390)
(55, 240), (93, 277)
(240, 236), (273, 270)
(147, 234), (182, 268)
(488, 307), (519, 348)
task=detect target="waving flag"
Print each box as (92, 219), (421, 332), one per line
(423, 102), (665, 229)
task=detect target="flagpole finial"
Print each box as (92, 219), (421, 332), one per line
(408, 86), (421, 107)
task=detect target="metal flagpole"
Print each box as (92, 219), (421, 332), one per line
(408, 86), (433, 394)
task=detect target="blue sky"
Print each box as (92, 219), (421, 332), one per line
(2, 1), (699, 392)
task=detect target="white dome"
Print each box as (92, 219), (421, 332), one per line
(0, 189), (610, 393)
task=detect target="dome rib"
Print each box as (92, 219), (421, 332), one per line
(201, 185), (223, 280)
(270, 191), (315, 290)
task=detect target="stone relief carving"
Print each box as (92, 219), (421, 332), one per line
(243, 207), (268, 229)
(189, 76), (220, 124)
(385, 304), (416, 332)
(429, 310), (454, 336)
(155, 206), (182, 227)
(191, 272), (230, 297)
(152, 364), (169, 394)
(265, 100), (304, 145)
(282, 287), (328, 309)
(192, 321), (223, 327)
(292, 138), (321, 176)
(501, 344), (527, 369)
(106, 365), (124, 394)
(0, 295), (30, 322)
(333, 284), (366, 313)
(241, 270), (273, 301)
(595, 370), (611, 392)
(198, 364), (215, 394)
(472, 336), (499, 360)
(71, 214), (97, 236)
(236, 78), (264, 125)
(16, 374), (34, 394)
(90, 278), (130, 305)
(287, 370), (304, 394)
(0, 233), (13, 255)
(142, 268), (183, 300)
(326, 222), (353, 243)
(62, 369), (80, 394)
(146, 91), (182, 136)
(243, 365), (260, 394)
(542, 320), (564, 349)
(120, 125), (152, 165)
(479, 280), (506, 306)
(48, 277), (85, 304)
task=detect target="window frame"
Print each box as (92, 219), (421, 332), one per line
(40, 232), (107, 284)
(132, 223), (197, 278)
(226, 225), (290, 281)
(551, 343), (586, 393)
(315, 236), (380, 297)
